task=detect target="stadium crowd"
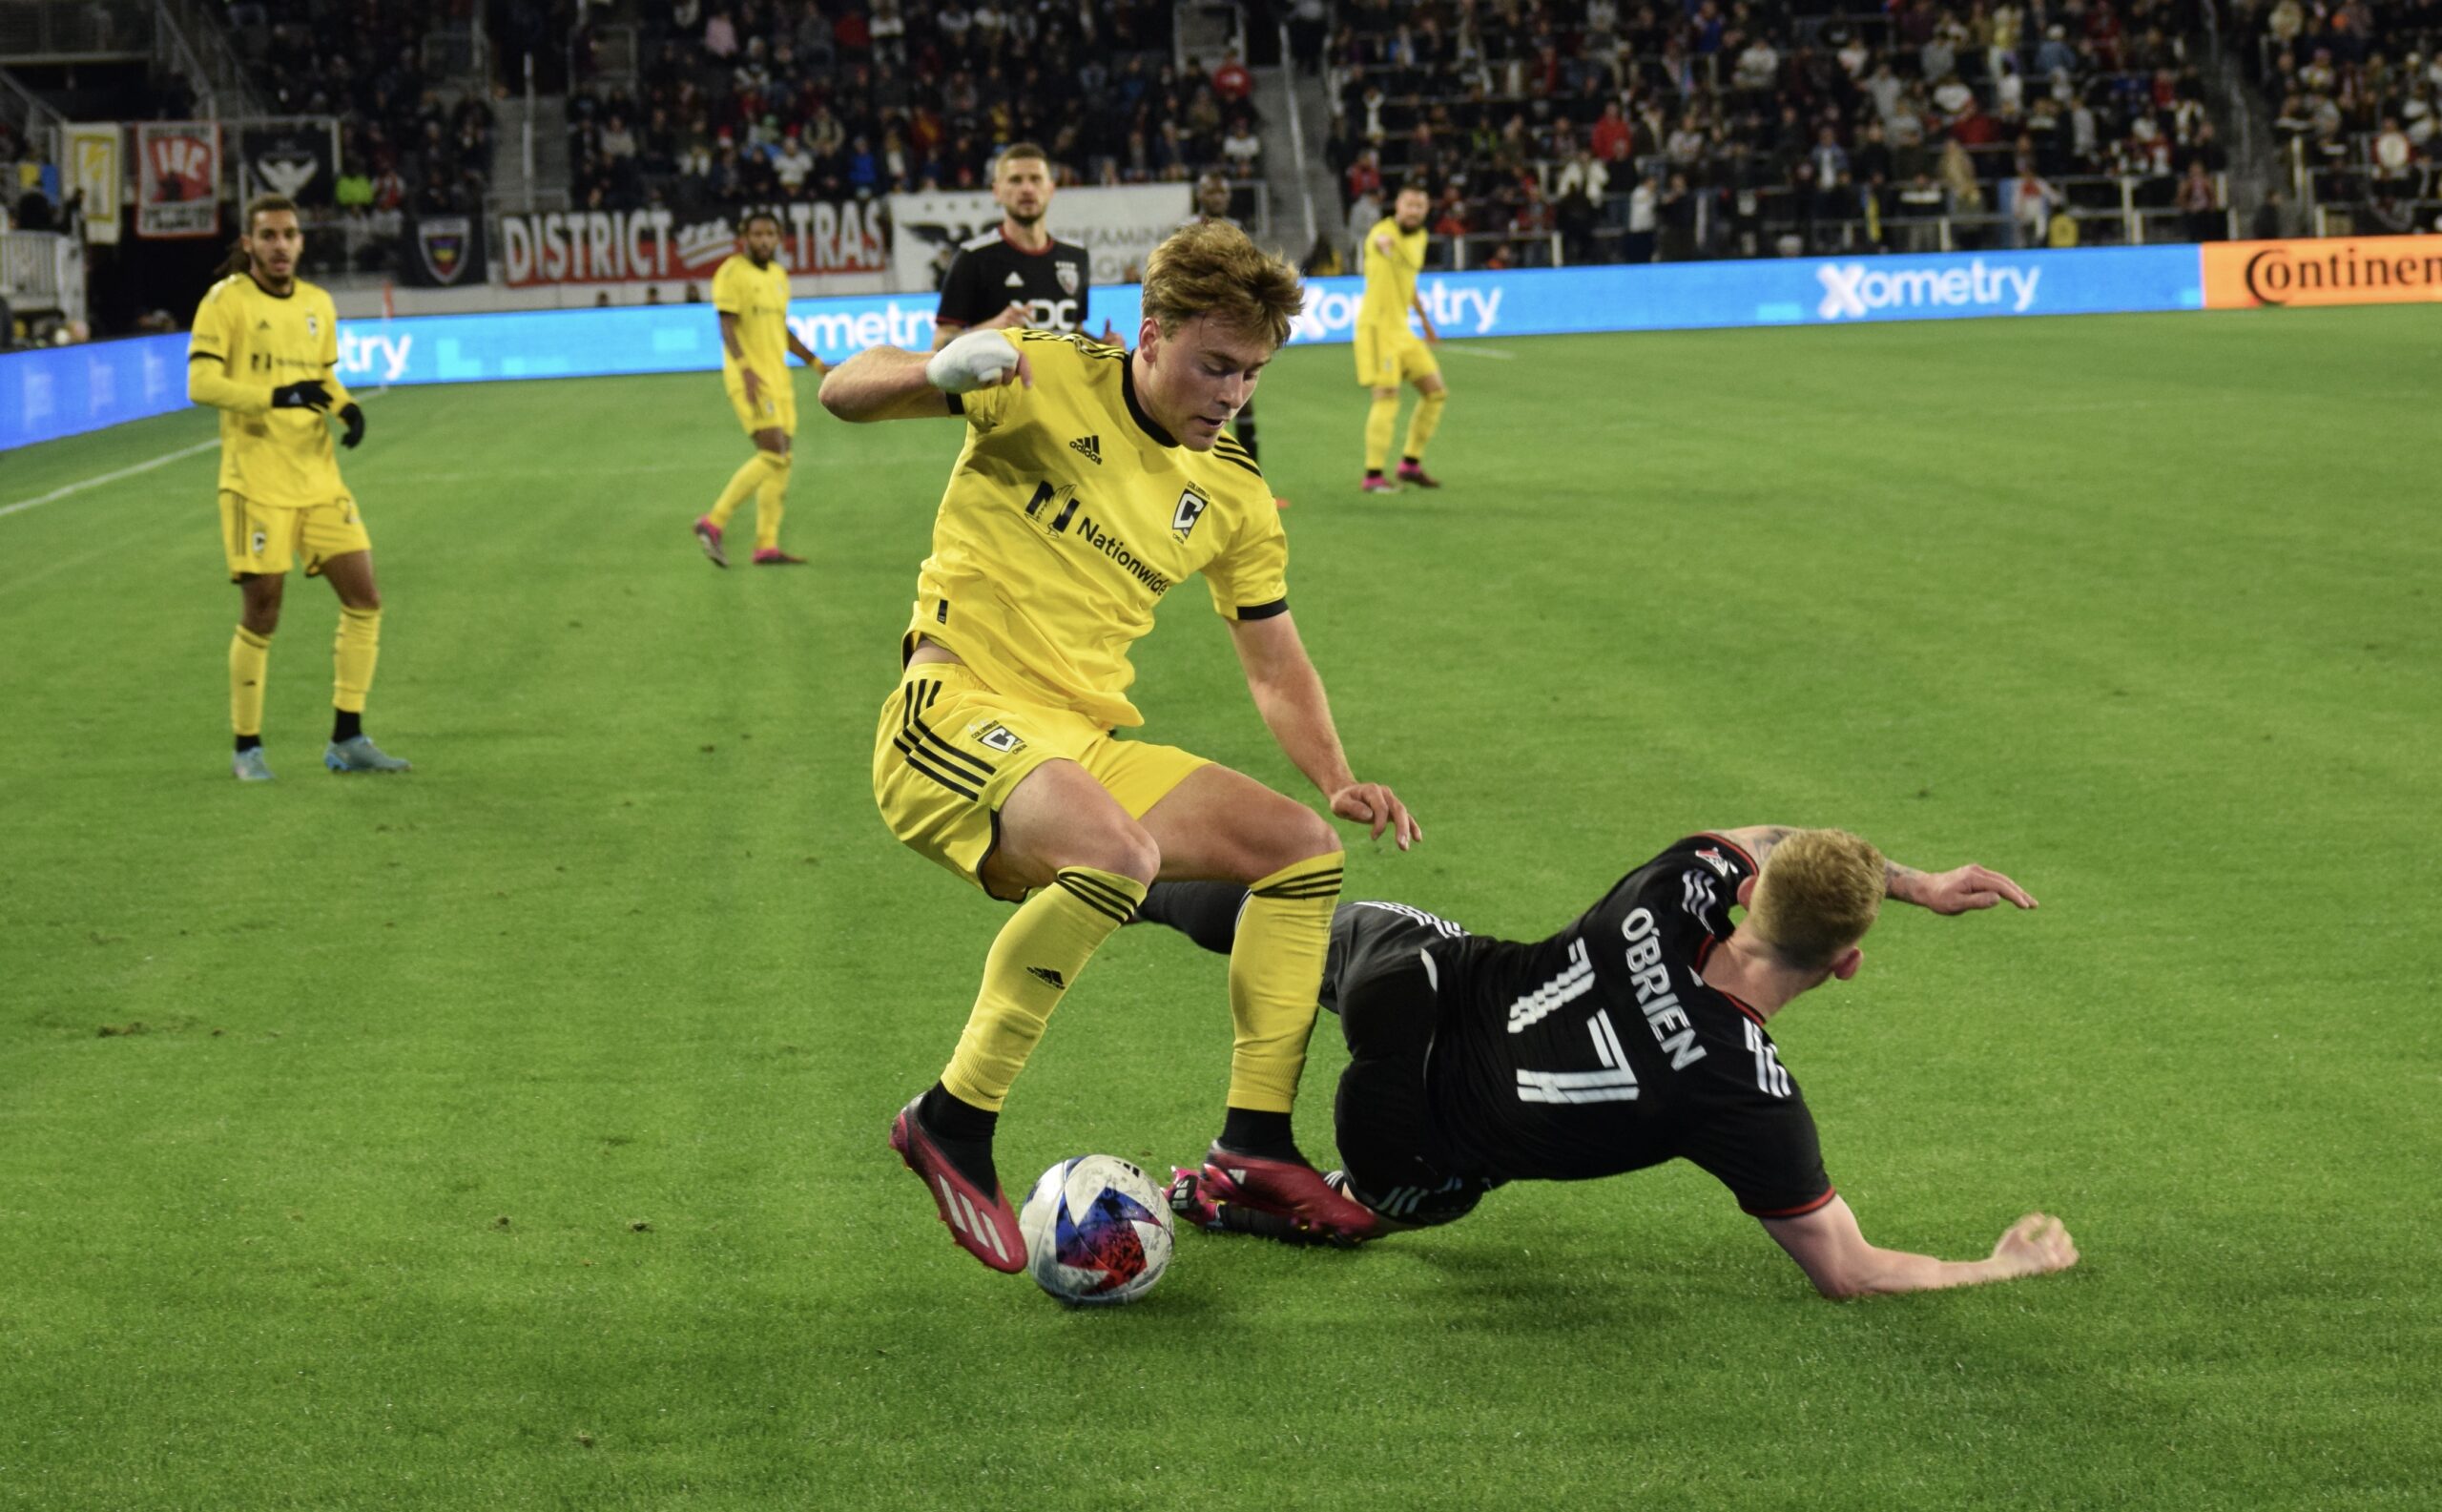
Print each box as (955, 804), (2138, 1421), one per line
(1321, 0), (2232, 264)
(2250, 0), (2442, 230)
(566, 2), (1265, 215)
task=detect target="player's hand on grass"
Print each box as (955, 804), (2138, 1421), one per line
(1908, 863), (2038, 915)
(272, 380), (332, 411)
(1331, 782), (1421, 852)
(926, 328), (1032, 394)
(337, 403), (366, 449)
(1991, 1212), (2079, 1280)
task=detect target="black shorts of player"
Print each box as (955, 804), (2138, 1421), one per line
(1328, 904), (1502, 1230)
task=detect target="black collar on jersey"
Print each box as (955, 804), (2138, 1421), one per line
(1119, 353), (1177, 449)
(245, 272), (296, 300)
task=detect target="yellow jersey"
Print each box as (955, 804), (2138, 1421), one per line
(186, 273), (353, 509)
(712, 252), (793, 379)
(908, 329), (1287, 731)
(1358, 216), (1427, 330)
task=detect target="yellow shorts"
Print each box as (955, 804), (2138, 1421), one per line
(1354, 323), (1439, 388)
(219, 491), (370, 581)
(872, 662), (1209, 899)
(725, 370), (797, 436)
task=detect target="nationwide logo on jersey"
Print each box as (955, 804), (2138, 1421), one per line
(1170, 487), (1211, 540)
(1057, 262), (1081, 296)
(1694, 847), (1733, 877)
(1067, 434), (1103, 465)
(975, 722), (1024, 755)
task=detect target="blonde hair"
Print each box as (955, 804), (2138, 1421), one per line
(1139, 220), (1305, 349)
(1746, 830), (1886, 971)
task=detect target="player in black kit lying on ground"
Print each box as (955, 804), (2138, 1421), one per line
(1150, 825), (2080, 1299)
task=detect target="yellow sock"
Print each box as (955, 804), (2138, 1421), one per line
(707, 452), (777, 530)
(1402, 388), (1446, 463)
(1226, 851), (1344, 1112)
(333, 606), (380, 714)
(1364, 392), (1399, 471)
(230, 626), (270, 737)
(940, 866), (1149, 1112)
(752, 453), (792, 552)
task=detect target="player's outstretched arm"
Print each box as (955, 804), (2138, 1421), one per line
(818, 334), (1029, 423)
(189, 361), (319, 416)
(1226, 612), (1420, 851)
(1761, 1196), (2078, 1300)
(1711, 825), (2038, 915)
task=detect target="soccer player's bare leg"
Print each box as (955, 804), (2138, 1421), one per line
(1398, 373), (1447, 487)
(318, 549), (408, 772)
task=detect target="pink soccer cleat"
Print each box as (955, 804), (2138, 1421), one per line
(889, 1094), (1026, 1274)
(692, 515), (728, 568)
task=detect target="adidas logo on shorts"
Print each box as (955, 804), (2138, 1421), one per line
(1068, 434), (1102, 465)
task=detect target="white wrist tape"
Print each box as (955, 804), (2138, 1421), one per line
(924, 329), (1022, 394)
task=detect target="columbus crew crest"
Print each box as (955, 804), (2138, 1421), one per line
(305, 313), (320, 338)
(1170, 487), (1211, 539)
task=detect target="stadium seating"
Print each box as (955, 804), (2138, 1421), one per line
(1321, 0), (2235, 266)
(2253, 0), (2442, 234)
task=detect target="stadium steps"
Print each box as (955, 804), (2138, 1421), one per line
(491, 93), (572, 215)
(1252, 59), (1337, 263)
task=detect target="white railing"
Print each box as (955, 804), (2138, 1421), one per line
(0, 229), (86, 325)
(1277, 24), (1317, 254)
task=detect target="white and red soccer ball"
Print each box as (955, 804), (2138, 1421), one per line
(1017, 1155), (1174, 1306)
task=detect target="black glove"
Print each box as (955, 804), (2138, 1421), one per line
(271, 380), (333, 411)
(338, 403), (366, 449)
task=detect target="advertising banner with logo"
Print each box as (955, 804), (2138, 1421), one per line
(2201, 236), (2442, 310)
(495, 202), (888, 286)
(238, 119), (341, 206)
(63, 124), (122, 245)
(135, 122), (221, 238)
(0, 333), (188, 449)
(887, 184), (1190, 294)
(400, 214), (488, 287)
(1285, 245), (2204, 346)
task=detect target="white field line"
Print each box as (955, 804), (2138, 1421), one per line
(1434, 343), (1516, 360)
(0, 439), (218, 520)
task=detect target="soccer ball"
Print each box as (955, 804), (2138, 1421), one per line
(1017, 1154), (1175, 1307)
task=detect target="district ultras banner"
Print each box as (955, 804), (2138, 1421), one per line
(887, 184), (1190, 293)
(496, 203), (887, 286)
(135, 122), (220, 238)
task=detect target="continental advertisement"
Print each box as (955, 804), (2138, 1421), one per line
(2203, 236), (2442, 310)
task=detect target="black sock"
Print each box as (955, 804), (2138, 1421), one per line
(1218, 1107), (1301, 1162)
(1401, 455), (1418, 466)
(921, 1082), (998, 1144)
(332, 709), (362, 743)
(1364, 467), (1383, 480)
(235, 734), (262, 754)
(1135, 881), (1252, 956)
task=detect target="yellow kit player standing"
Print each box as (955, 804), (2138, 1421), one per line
(819, 221), (1422, 1274)
(693, 210), (822, 568)
(188, 194), (408, 780)
(1356, 183), (1450, 494)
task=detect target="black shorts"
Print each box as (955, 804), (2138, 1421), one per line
(1328, 903), (1500, 1229)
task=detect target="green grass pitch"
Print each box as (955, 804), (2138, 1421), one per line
(3, 307), (2437, 1510)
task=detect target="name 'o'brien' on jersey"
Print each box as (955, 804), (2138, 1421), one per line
(908, 330), (1281, 731)
(1426, 834), (1840, 1220)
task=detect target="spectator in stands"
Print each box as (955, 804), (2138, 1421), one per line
(2177, 159), (2222, 240)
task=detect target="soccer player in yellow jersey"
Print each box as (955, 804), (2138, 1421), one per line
(692, 210), (821, 568)
(1356, 183), (1450, 493)
(819, 221), (1422, 1274)
(187, 195), (408, 780)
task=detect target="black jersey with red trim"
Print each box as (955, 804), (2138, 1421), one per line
(936, 228), (1092, 336)
(1424, 835), (1835, 1217)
